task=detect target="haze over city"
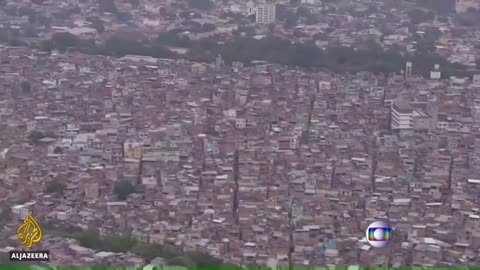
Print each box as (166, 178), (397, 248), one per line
(0, 0), (479, 268)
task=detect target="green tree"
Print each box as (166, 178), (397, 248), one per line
(22, 26), (39, 38)
(296, 6), (309, 17)
(42, 219), (81, 234)
(87, 16), (105, 33)
(74, 226), (102, 248)
(98, 0), (118, 13)
(126, 0), (139, 6)
(39, 39), (53, 52)
(117, 11), (132, 21)
(52, 11), (69, 20)
(45, 180), (66, 196)
(21, 81), (31, 93)
(407, 23), (418, 34)
(50, 32), (81, 52)
(415, 38), (436, 53)
(8, 39), (27, 47)
(276, 4), (287, 20)
(408, 9), (433, 24)
(53, 146), (63, 154)
(156, 30), (187, 46)
(28, 130), (45, 143)
(457, 15), (475, 26)
(159, 7), (167, 15)
(188, 0), (214, 10)
(4, 6), (17, 16)
(103, 234), (137, 252)
(0, 256), (38, 266)
(37, 30), (469, 79)
(475, 57), (480, 68)
(306, 13), (319, 25)
(132, 243), (179, 260)
(132, 243), (161, 260)
(0, 206), (11, 227)
(185, 251), (223, 267)
(114, 180), (135, 200)
(222, 262), (242, 269)
(201, 23), (216, 32)
(167, 256), (196, 268)
(466, 7), (477, 13)
(44, 131), (57, 138)
(285, 11), (298, 28)
(424, 26), (442, 41)
(416, 0), (454, 14)
(18, 6), (36, 17)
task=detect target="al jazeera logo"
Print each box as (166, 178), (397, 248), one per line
(10, 212), (50, 262)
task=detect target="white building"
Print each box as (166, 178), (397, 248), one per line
(235, 118), (247, 129)
(55, 205), (74, 221)
(391, 100), (414, 130)
(318, 81), (331, 91)
(85, 183), (99, 200)
(11, 205), (29, 220)
(430, 64), (441, 80)
(246, 0), (255, 15)
(456, 0), (480, 13)
(11, 202), (35, 220)
(142, 175), (157, 187)
(123, 138), (143, 160)
(256, 3), (276, 24)
(72, 133), (95, 151)
(473, 74), (480, 86)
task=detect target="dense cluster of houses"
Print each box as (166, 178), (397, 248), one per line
(0, 45), (477, 267)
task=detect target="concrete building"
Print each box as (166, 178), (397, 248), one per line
(412, 111), (433, 131)
(11, 202), (35, 220)
(473, 74), (480, 86)
(124, 138), (143, 160)
(405, 61), (412, 79)
(84, 183), (99, 200)
(246, 0), (255, 15)
(430, 64), (441, 80)
(256, 2), (276, 24)
(455, 0), (480, 13)
(391, 100), (414, 130)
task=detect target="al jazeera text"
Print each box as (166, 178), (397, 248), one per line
(9, 250), (50, 261)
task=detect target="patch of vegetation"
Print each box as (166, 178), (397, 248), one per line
(20, 81), (31, 93)
(188, 0), (214, 11)
(0, 206), (11, 227)
(43, 224), (238, 268)
(27, 130), (46, 143)
(38, 32), (470, 79)
(45, 180), (66, 197)
(113, 180), (136, 200)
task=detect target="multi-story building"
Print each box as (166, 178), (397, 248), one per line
(246, 0), (256, 15)
(124, 138), (143, 160)
(11, 201), (36, 220)
(391, 100), (414, 130)
(256, 2), (276, 24)
(473, 74), (480, 86)
(84, 183), (99, 200)
(455, 0), (480, 13)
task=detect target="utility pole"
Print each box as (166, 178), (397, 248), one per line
(447, 155), (454, 192)
(232, 150), (240, 225)
(288, 197), (296, 269)
(302, 95), (316, 144)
